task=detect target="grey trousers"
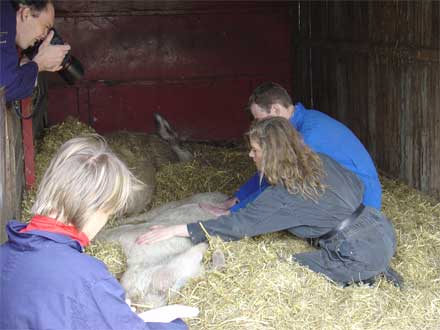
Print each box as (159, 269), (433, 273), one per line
(293, 208), (396, 284)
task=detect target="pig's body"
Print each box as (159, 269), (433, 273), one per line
(97, 192), (227, 307)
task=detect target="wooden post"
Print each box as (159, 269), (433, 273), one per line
(0, 89), (7, 242)
(0, 90), (26, 243)
(21, 97), (36, 189)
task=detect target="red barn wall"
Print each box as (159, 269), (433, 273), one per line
(47, 1), (293, 140)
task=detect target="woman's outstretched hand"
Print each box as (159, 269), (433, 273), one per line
(136, 224), (189, 245)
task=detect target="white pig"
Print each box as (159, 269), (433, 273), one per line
(97, 192), (228, 307)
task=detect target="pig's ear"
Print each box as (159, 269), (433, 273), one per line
(153, 113), (179, 143)
(153, 112), (193, 163)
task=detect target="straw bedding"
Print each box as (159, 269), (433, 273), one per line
(21, 119), (440, 330)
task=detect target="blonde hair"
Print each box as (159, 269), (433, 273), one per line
(248, 117), (326, 201)
(32, 135), (142, 230)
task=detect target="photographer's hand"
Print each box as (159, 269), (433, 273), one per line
(33, 31), (71, 72)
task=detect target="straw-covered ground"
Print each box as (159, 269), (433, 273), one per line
(22, 118), (440, 330)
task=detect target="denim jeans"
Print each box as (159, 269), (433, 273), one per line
(293, 208), (396, 284)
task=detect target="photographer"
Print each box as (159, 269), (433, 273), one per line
(0, 0), (70, 102)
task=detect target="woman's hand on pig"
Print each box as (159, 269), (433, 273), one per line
(136, 224), (189, 245)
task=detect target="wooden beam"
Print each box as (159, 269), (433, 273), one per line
(21, 97), (36, 189)
(294, 39), (440, 63)
(0, 89), (7, 242)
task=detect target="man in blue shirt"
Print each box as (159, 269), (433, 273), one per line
(201, 82), (382, 214)
(0, 0), (70, 102)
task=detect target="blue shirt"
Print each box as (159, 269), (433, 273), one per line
(233, 102), (381, 210)
(0, 1), (38, 102)
(0, 221), (188, 330)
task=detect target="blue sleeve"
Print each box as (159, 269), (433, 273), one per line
(358, 174), (382, 209)
(233, 172), (261, 201)
(231, 176), (270, 212)
(88, 277), (188, 330)
(0, 1), (38, 102)
(147, 319), (188, 330)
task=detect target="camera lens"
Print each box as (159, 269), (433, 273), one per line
(49, 28), (85, 85)
(58, 56), (84, 85)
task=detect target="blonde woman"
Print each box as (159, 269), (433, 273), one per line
(0, 135), (190, 330)
(137, 117), (402, 287)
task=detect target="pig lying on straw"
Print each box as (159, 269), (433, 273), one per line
(97, 192), (227, 307)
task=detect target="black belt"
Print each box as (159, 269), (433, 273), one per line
(320, 203), (365, 241)
(310, 204), (365, 247)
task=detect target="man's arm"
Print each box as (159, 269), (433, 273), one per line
(0, 26), (70, 102)
(0, 34), (38, 102)
(0, 1), (39, 102)
(199, 173), (264, 216)
(233, 172), (261, 202)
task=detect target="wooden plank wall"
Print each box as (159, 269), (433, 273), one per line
(0, 90), (6, 243)
(0, 90), (25, 243)
(291, 1), (440, 201)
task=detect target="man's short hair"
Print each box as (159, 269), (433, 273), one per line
(10, 0), (50, 12)
(247, 82), (293, 113)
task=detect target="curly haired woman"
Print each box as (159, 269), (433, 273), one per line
(137, 117), (402, 288)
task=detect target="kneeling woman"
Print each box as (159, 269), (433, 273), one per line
(137, 117), (401, 287)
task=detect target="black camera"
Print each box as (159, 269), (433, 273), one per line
(23, 28), (84, 85)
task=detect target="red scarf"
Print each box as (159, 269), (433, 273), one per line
(20, 215), (90, 247)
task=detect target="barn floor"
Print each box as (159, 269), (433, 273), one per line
(22, 119), (440, 330)
(158, 146), (440, 330)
